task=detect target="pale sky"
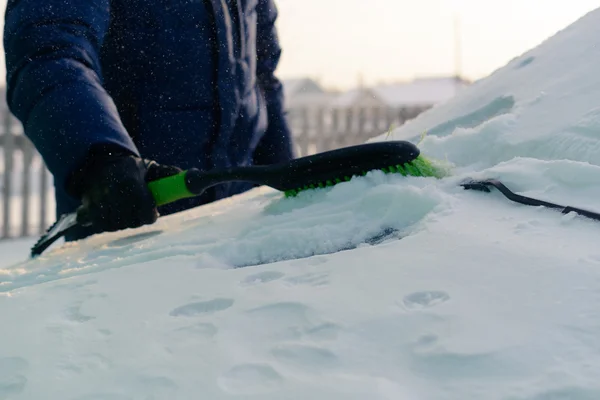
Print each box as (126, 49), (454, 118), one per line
(0, 0), (597, 90)
(275, 0), (599, 89)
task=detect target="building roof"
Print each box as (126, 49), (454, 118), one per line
(330, 76), (470, 108)
(282, 78), (333, 109)
(373, 76), (470, 107)
(330, 88), (383, 108)
(282, 78), (325, 100)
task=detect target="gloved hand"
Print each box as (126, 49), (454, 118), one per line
(67, 145), (182, 233)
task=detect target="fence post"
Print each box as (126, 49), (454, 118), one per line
(314, 107), (325, 153)
(294, 108), (308, 157)
(375, 106), (386, 134)
(2, 111), (14, 238)
(330, 108), (340, 150)
(39, 159), (48, 234)
(398, 107), (410, 125)
(21, 139), (33, 236)
(344, 108), (354, 148)
(356, 107), (366, 145)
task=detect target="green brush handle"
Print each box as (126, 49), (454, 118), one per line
(147, 171), (196, 207)
(146, 167), (277, 207)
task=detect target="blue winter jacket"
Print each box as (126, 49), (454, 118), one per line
(4, 0), (294, 223)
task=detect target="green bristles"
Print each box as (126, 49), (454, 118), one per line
(283, 155), (446, 198)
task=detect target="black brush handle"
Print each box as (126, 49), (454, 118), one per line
(185, 140), (420, 195)
(149, 140), (421, 205)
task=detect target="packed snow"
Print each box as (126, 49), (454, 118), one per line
(3, 7), (600, 400)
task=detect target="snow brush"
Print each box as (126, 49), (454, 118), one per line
(31, 140), (445, 257)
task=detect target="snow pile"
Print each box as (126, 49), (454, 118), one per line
(2, 7), (600, 400)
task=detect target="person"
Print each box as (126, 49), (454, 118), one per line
(3, 0), (294, 240)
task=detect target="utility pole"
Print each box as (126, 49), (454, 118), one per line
(454, 14), (462, 79)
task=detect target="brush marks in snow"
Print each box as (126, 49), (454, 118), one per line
(409, 348), (518, 381)
(402, 291), (451, 310)
(484, 157), (600, 189)
(211, 177), (444, 267)
(0, 357), (28, 397)
(271, 344), (339, 369)
(57, 353), (113, 375)
(291, 256), (328, 267)
(418, 106), (600, 173)
(221, 300), (344, 379)
(50, 279), (99, 292)
(513, 219), (545, 234)
(305, 322), (341, 341)
(240, 271), (285, 285)
(416, 111), (519, 171)
(169, 298), (234, 317)
(346, 309), (527, 387)
(238, 301), (342, 344)
(426, 95), (515, 137)
(0, 237), (205, 293)
(284, 272), (330, 287)
(567, 106), (600, 140)
(65, 301), (96, 323)
(172, 322), (219, 338)
(246, 301), (314, 323)
(135, 374), (179, 397)
(240, 270), (331, 288)
(218, 363), (284, 395)
(105, 230), (164, 248)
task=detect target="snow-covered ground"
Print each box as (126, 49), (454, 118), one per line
(3, 7), (600, 400)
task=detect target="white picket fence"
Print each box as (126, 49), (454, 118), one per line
(0, 112), (54, 239)
(0, 104), (429, 240)
(289, 105), (429, 157)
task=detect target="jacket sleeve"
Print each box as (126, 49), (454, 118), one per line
(3, 0), (140, 193)
(253, 0), (295, 165)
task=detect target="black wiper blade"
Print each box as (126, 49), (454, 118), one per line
(461, 178), (600, 222)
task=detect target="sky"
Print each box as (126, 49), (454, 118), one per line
(274, 0), (600, 89)
(0, 1), (597, 90)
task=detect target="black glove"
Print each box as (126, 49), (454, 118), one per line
(67, 144), (182, 233)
